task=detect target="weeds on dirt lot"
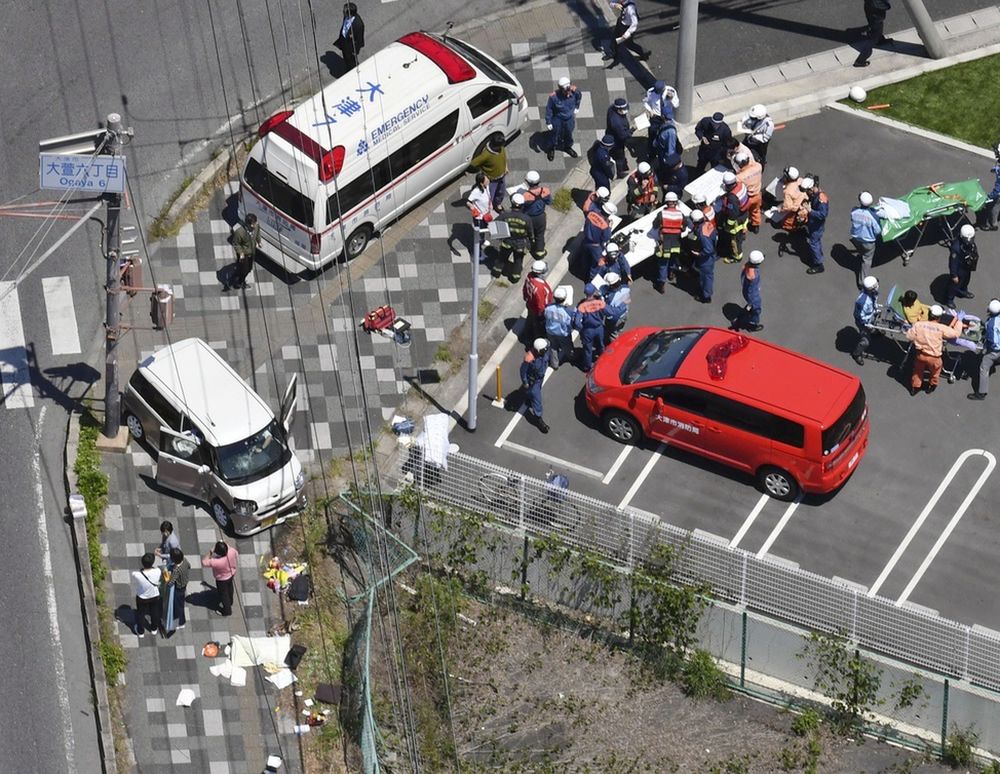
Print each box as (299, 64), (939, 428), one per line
(680, 649), (730, 700)
(941, 723), (978, 768)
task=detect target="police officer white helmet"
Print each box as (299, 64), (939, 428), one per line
(530, 259), (548, 275)
(689, 209), (705, 223)
(862, 275), (879, 291)
(557, 76), (571, 89)
(553, 286), (568, 302)
(637, 161), (651, 175)
(604, 242), (620, 255)
(799, 177), (815, 191)
(723, 171), (737, 187)
(533, 337), (549, 352)
(858, 191), (874, 207)
(511, 192), (526, 207)
(961, 224), (976, 240)
(749, 104), (767, 120)
(664, 191), (679, 204)
(989, 299), (1000, 316)
(784, 166), (800, 181)
(605, 271), (621, 285)
(596, 186), (610, 200)
(930, 304), (944, 318)
(749, 250), (764, 265)
(525, 170), (540, 185)
(602, 201), (618, 216)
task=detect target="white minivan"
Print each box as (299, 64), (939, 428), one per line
(239, 30), (528, 272)
(122, 338), (306, 536)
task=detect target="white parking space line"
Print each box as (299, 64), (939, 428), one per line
(869, 449), (993, 599)
(896, 450), (996, 606)
(755, 497), (802, 557)
(502, 441), (605, 480)
(602, 444), (634, 484)
(494, 363), (557, 448)
(42, 276), (81, 355)
(617, 443), (666, 509)
(730, 494), (770, 549)
(0, 281), (34, 409)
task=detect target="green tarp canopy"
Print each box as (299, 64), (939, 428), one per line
(880, 179), (988, 242)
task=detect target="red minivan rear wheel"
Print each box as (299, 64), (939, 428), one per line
(757, 466), (800, 502)
(602, 410), (643, 445)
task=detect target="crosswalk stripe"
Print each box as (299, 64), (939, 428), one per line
(0, 281), (35, 408)
(42, 276), (82, 355)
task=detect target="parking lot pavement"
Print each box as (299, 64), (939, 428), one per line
(453, 105), (1000, 631)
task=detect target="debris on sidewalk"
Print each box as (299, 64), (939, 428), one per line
(175, 688), (197, 707)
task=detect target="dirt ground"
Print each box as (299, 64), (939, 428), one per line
(444, 600), (957, 774)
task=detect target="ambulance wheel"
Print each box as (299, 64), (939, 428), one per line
(345, 225), (372, 260)
(211, 500), (231, 529)
(757, 466), (800, 502)
(602, 410), (643, 445)
(124, 412), (144, 441)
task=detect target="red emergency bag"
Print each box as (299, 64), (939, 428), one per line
(362, 305), (396, 333)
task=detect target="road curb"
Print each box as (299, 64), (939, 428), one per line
(65, 412), (121, 774)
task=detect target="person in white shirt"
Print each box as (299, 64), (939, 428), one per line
(131, 553), (162, 637)
(643, 80), (679, 154)
(465, 172), (494, 255)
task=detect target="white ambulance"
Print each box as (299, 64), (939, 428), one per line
(239, 31), (528, 273)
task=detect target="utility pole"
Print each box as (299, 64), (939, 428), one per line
(675, 0), (700, 124)
(468, 223), (481, 431)
(901, 0), (948, 59)
(103, 113), (125, 439)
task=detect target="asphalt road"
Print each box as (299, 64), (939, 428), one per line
(452, 106), (1000, 632)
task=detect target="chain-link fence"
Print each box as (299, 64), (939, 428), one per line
(339, 496), (420, 774)
(392, 448), (1000, 755)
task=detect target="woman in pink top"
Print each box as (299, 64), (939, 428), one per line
(202, 541), (239, 616)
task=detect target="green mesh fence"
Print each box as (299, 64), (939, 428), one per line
(338, 494), (419, 773)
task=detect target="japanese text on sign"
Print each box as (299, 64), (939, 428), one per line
(39, 153), (126, 193)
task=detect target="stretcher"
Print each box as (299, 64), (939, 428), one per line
(866, 285), (983, 384)
(879, 180), (988, 266)
(598, 200), (692, 289)
(683, 164), (728, 204)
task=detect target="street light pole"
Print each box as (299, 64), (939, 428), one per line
(900, 0), (948, 59)
(468, 223), (481, 431)
(675, 0), (700, 125)
(103, 113), (125, 439)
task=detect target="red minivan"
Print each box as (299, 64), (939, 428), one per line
(584, 326), (869, 500)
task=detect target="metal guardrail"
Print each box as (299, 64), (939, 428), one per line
(395, 449), (1000, 692)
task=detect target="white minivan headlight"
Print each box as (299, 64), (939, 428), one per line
(233, 498), (258, 515)
(294, 471), (306, 491)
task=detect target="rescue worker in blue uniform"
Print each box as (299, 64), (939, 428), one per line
(544, 287), (574, 369)
(659, 153), (689, 199)
(688, 209), (718, 304)
(652, 119), (682, 182)
(605, 98), (633, 179)
(601, 272), (631, 343)
(716, 171), (749, 264)
(970, 298), (1000, 399)
(521, 170), (552, 258)
(653, 192), (684, 292)
(575, 283), (608, 371)
(851, 275), (880, 365)
(520, 338), (551, 433)
(946, 223), (979, 305)
(694, 112), (732, 175)
(598, 241), (632, 284)
(590, 135), (617, 191)
(800, 176), (828, 274)
(735, 250), (765, 332)
(545, 77), (582, 161)
(583, 186), (611, 217)
(581, 200), (615, 277)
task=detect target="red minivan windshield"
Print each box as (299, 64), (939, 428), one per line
(622, 329), (704, 384)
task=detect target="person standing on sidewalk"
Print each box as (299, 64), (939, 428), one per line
(523, 260), (553, 341)
(521, 171), (552, 258)
(946, 224), (979, 305)
(154, 520), (180, 561)
(202, 541), (239, 617)
(495, 194), (535, 282)
(850, 192), (881, 288)
(465, 171), (494, 256)
(520, 339), (551, 434)
(544, 287), (574, 369)
(131, 553), (162, 637)
(589, 135), (617, 191)
(970, 299), (1000, 400)
(800, 177), (828, 275)
(166, 548), (190, 631)
(643, 81), (679, 154)
(604, 0), (652, 67)
(334, 3), (365, 72)
(225, 214), (259, 291)
(738, 104), (774, 166)
(605, 98), (633, 179)
(544, 77), (581, 161)
(470, 132), (509, 212)
(855, 0), (893, 67)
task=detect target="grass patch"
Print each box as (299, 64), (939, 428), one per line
(478, 299), (496, 322)
(843, 54), (1000, 149)
(551, 187), (574, 213)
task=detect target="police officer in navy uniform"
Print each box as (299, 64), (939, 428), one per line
(521, 171), (552, 258)
(590, 135), (617, 191)
(520, 339), (551, 433)
(659, 153), (689, 200)
(334, 3), (365, 72)
(736, 250), (765, 332)
(694, 112), (732, 175)
(605, 98), (633, 179)
(946, 224), (979, 305)
(604, 0), (652, 66)
(545, 77), (582, 161)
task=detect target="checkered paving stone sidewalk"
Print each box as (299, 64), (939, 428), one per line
(109, 15), (648, 771)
